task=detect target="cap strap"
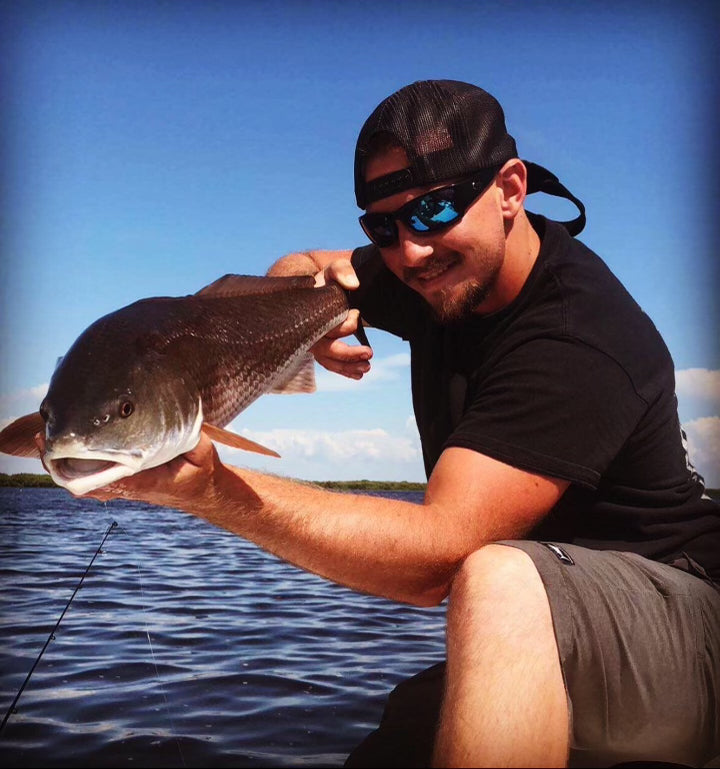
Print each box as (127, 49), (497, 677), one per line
(525, 161), (586, 236)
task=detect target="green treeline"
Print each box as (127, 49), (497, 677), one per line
(0, 473), (425, 492)
(0, 473), (58, 487)
(313, 479), (426, 492)
(2, 473), (719, 500)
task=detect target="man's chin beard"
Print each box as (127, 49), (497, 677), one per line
(429, 277), (497, 324)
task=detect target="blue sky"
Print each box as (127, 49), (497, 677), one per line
(1, 0), (719, 484)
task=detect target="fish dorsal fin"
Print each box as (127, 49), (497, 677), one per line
(196, 274), (315, 298)
(269, 352), (316, 394)
(201, 422), (280, 458)
(0, 412), (45, 458)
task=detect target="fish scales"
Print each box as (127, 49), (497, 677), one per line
(48, 283), (347, 428)
(186, 285), (349, 424)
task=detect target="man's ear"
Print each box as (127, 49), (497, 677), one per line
(497, 158), (528, 221)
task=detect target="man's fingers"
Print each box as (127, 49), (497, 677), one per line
(179, 431), (218, 469)
(325, 259), (360, 289)
(317, 357), (372, 379)
(315, 259), (360, 290)
(312, 337), (372, 363)
(312, 338), (372, 378)
(323, 309), (364, 339)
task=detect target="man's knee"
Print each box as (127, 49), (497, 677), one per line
(450, 542), (547, 608)
(439, 544), (570, 766)
(445, 542), (559, 659)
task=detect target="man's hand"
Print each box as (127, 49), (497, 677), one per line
(312, 258), (373, 379)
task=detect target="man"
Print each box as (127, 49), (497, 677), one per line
(80, 80), (719, 767)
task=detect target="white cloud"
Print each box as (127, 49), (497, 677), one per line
(235, 426), (421, 464)
(0, 383), (48, 418)
(210, 423), (426, 482)
(375, 352), (412, 370)
(314, 352), (410, 392)
(675, 368), (720, 412)
(682, 416), (720, 489)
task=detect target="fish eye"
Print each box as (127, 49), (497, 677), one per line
(119, 401), (134, 418)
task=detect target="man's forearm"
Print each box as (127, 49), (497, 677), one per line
(189, 463), (461, 607)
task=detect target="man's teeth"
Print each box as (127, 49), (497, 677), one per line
(419, 263), (451, 281)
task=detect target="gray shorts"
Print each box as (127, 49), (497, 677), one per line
(501, 541), (720, 768)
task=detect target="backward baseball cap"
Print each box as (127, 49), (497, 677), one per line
(354, 79), (586, 236)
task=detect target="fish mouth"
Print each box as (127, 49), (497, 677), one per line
(41, 405), (205, 496)
(54, 457), (119, 477)
(44, 447), (146, 496)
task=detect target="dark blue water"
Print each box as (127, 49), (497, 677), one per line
(0, 488), (445, 767)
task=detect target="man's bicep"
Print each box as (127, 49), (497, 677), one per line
(425, 446), (570, 545)
(267, 249), (354, 277)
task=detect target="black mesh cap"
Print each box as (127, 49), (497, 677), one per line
(354, 80), (517, 209)
(354, 79), (586, 235)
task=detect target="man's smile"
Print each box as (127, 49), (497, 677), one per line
(405, 256), (460, 289)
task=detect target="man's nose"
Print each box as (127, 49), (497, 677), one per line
(395, 223), (434, 266)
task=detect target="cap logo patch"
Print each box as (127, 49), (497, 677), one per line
(365, 168), (415, 204)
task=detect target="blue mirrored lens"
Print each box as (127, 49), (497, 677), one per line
(409, 197), (460, 231)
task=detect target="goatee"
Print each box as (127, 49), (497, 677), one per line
(430, 273), (499, 324)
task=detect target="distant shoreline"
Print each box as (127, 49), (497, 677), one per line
(0, 472), (427, 492)
(1, 473), (717, 500)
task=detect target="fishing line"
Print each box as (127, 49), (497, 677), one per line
(114, 518), (187, 768)
(0, 519), (118, 735)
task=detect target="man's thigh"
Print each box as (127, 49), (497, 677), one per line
(346, 544), (720, 768)
(502, 541), (720, 768)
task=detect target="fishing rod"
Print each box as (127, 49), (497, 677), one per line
(0, 519), (118, 734)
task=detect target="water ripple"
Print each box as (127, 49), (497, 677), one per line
(0, 488), (445, 767)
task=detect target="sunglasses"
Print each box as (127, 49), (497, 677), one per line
(359, 167), (499, 248)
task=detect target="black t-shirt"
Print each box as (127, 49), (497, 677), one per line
(349, 215), (720, 578)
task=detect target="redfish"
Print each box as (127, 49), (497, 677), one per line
(0, 275), (351, 494)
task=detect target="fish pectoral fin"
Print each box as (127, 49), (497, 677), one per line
(201, 422), (280, 458)
(0, 412), (45, 458)
(269, 353), (316, 395)
(195, 274), (315, 297)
